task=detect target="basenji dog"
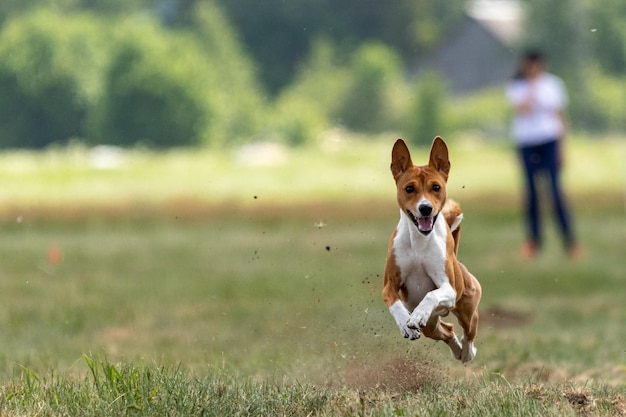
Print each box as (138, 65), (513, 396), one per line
(382, 137), (481, 363)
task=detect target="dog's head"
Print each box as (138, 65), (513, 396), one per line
(391, 137), (450, 236)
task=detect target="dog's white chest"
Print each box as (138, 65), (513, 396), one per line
(392, 214), (448, 310)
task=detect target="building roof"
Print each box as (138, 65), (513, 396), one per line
(466, 0), (523, 46)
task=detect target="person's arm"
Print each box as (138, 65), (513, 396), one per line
(506, 81), (535, 113)
(555, 109), (567, 168)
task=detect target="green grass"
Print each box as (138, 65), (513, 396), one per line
(2, 356), (624, 416)
(0, 136), (624, 415)
(0, 134), (623, 209)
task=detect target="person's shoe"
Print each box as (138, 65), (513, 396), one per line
(567, 244), (585, 260)
(520, 241), (539, 259)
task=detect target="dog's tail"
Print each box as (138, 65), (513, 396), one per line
(443, 199), (463, 255)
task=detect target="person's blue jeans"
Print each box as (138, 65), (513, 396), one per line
(518, 139), (575, 249)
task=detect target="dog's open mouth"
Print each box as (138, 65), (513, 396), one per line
(406, 210), (438, 235)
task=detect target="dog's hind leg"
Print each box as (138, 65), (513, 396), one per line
(459, 310), (479, 363)
(421, 317), (462, 361)
(454, 263), (481, 363)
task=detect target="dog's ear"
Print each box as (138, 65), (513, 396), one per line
(391, 138), (413, 180)
(428, 136), (450, 181)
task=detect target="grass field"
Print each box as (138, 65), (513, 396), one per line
(0, 136), (624, 415)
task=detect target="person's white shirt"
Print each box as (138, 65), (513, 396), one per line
(506, 73), (567, 146)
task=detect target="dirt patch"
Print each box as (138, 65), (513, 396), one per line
(562, 391), (626, 417)
(481, 305), (533, 328)
(611, 395), (626, 416)
(564, 389), (595, 415)
(341, 354), (445, 394)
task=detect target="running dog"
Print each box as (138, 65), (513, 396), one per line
(382, 137), (481, 363)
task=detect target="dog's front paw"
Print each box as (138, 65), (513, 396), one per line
(390, 301), (421, 340)
(400, 325), (421, 340)
(407, 308), (430, 330)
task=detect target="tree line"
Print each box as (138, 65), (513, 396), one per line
(0, 0), (624, 148)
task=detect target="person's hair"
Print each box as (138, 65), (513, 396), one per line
(513, 48), (545, 80)
(522, 49), (544, 63)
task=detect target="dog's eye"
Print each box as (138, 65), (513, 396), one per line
(405, 185), (415, 194)
(432, 184), (441, 192)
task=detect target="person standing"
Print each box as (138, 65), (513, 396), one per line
(506, 50), (582, 259)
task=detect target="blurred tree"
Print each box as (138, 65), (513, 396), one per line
(184, 1), (265, 145)
(91, 19), (211, 147)
(73, 0), (153, 14)
(158, 0), (196, 27)
(587, 0), (626, 75)
(524, 0), (599, 130)
(523, 0), (585, 77)
(0, 3), (264, 148)
(92, 3), (261, 147)
(271, 38), (351, 145)
(0, 0), (36, 25)
(0, 0), (152, 23)
(215, 0), (324, 94)
(0, 11), (108, 148)
(216, 0), (464, 93)
(338, 42), (402, 132)
(404, 72), (446, 147)
(1, 1), (625, 144)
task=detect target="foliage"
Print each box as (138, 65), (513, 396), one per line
(1, 2), (626, 146)
(523, 0), (584, 78)
(446, 87), (510, 140)
(0, 0), (40, 25)
(521, 0), (626, 131)
(337, 42), (403, 133)
(92, 2), (264, 148)
(271, 39), (351, 145)
(403, 72), (447, 146)
(0, 11), (108, 148)
(588, 0), (626, 75)
(0, 0), (152, 23)
(185, 1), (265, 146)
(578, 67), (626, 132)
(90, 18), (211, 147)
(216, 0), (465, 93)
(0, 4), (263, 148)
(272, 40), (406, 145)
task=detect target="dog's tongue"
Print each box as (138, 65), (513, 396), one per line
(417, 216), (434, 232)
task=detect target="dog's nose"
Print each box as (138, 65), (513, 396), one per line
(418, 204), (432, 216)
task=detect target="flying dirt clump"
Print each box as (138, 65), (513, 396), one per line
(342, 354), (445, 394)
